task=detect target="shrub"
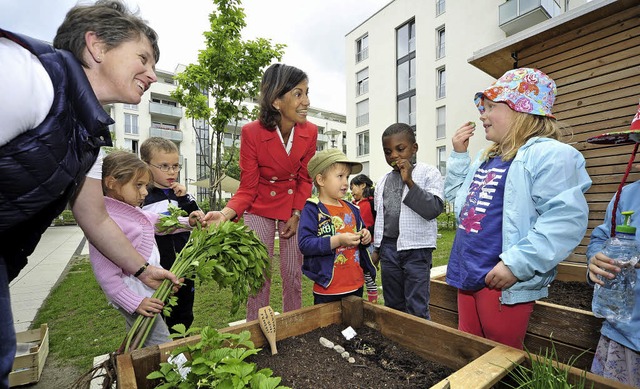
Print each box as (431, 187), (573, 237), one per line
(53, 210), (77, 226)
(437, 201), (456, 231)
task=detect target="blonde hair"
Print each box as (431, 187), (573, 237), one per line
(102, 151), (151, 195)
(140, 137), (179, 163)
(483, 112), (565, 161)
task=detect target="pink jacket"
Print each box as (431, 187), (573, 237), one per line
(89, 197), (189, 314)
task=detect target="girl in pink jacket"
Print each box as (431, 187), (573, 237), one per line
(89, 151), (203, 347)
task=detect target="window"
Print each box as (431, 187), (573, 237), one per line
(123, 104), (138, 110)
(436, 106), (446, 139)
(356, 34), (369, 63)
(356, 99), (369, 127)
(342, 131), (347, 154)
(124, 138), (139, 154)
(356, 68), (369, 96)
(398, 95), (416, 126)
(124, 113), (138, 135)
(436, 0), (446, 16)
(437, 146), (447, 176)
(357, 131), (370, 156)
(397, 57), (416, 95)
(194, 120), (209, 181)
(436, 27), (445, 59)
(151, 97), (177, 107)
(397, 20), (416, 59)
(397, 20), (416, 129)
(437, 67), (446, 99)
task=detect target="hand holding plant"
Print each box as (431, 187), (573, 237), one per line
(121, 206), (271, 352)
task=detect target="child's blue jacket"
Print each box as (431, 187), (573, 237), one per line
(298, 198), (377, 289)
(587, 180), (640, 351)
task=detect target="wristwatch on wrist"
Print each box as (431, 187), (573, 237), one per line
(292, 210), (301, 217)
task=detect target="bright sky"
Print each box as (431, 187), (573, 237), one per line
(0, 0), (390, 114)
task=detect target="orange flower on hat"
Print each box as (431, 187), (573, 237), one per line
(484, 86), (504, 100)
(517, 82), (540, 96)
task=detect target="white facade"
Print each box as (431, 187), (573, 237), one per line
(345, 0), (588, 182)
(106, 67), (346, 198)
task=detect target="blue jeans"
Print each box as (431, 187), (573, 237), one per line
(0, 256), (15, 389)
(379, 238), (433, 320)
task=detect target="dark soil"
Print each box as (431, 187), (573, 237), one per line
(250, 324), (454, 389)
(545, 280), (593, 311)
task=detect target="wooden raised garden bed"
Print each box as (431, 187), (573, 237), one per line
(430, 262), (603, 371)
(116, 295), (624, 389)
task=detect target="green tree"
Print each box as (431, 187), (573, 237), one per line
(171, 0), (285, 209)
(224, 146), (241, 181)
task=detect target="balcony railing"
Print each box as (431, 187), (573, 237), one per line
(356, 47), (369, 63)
(499, 0), (562, 36)
(149, 126), (183, 141)
(317, 133), (330, 143)
(149, 101), (183, 118)
(356, 113), (369, 127)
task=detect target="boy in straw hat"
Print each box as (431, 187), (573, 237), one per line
(298, 149), (377, 304)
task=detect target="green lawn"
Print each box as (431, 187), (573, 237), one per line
(32, 229), (455, 370)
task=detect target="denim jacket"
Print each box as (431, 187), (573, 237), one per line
(445, 137), (591, 304)
(298, 198), (377, 289)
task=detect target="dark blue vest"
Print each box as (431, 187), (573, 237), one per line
(0, 30), (113, 280)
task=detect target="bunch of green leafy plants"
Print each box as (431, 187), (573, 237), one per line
(148, 325), (289, 389)
(122, 207), (271, 352)
(506, 344), (591, 389)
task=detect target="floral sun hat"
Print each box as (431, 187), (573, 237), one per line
(474, 68), (557, 118)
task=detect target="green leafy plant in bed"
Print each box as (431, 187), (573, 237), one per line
(148, 325), (290, 389)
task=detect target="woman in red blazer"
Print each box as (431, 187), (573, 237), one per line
(215, 63), (318, 320)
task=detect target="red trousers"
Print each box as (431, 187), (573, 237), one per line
(457, 288), (534, 349)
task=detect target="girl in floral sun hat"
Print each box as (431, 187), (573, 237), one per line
(444, 68), (592, 349)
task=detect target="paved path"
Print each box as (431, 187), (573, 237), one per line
(9, 225), (86, 332)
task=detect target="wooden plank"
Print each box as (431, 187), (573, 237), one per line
(431, 346), (525, 389)
(341, 296), (364, 328)
(555, 76), (640, 108)
(554, 66), (639, 96)
(528, 301), (601, 351)
(365, 303), (496, 371)
(130, 346), (161, 389)
(554, 94), (640, 122)
(429, 278), (457, 311)
(556, 262), (589, 282)
(530, 28), (640, 75)
(429, 306), (458, 329)
(116, 354), (137, 389)
(518, 5), (640, 64)
(523, 332), (595, 372)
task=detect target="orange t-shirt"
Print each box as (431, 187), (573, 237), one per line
(313, 200), (364, 295)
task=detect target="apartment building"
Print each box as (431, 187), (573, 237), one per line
(345, 0), (588, 181)
(105, 68), (346, 201)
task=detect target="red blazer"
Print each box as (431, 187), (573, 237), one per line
(227, 120), (318, 221)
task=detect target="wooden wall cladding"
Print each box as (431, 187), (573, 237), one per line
(518, 5), (640, 264)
